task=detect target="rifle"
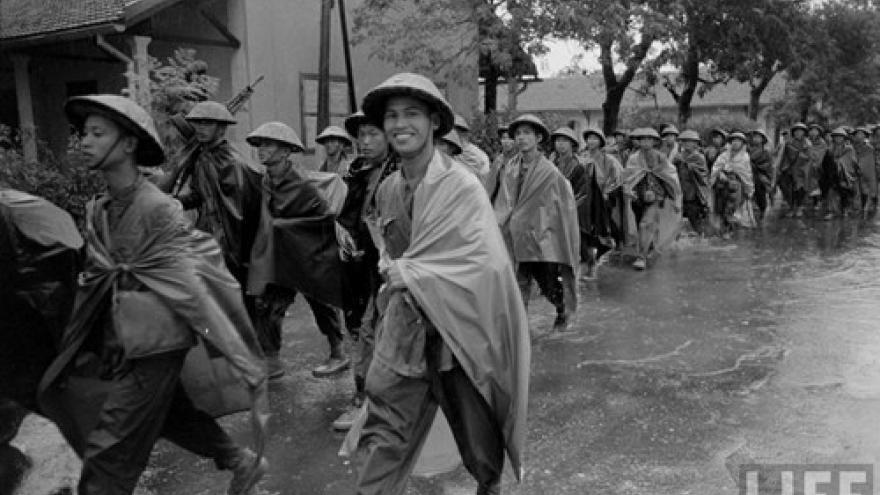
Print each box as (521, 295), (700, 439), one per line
(226, 75), (265, 115)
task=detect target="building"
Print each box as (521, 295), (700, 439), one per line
(0, 0), (479, 165)
(487, 73), (786, 138)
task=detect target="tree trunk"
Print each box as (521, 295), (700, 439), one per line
(484, 74), (498, 114)
(748, 74), (773, 121)
(677, 48), (700, 126)
(598, 36), (653, 135)
(507, 81), (519, 112)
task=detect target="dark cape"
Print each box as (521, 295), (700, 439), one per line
(247, 166), (342, 308)
(1, 189), (82, 410)
(39, 180), (267, 456)
(165, 140), (262, 281)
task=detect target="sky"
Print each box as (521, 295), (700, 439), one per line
(535, 38), (597, 77)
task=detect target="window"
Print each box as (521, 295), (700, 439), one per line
(300, 74), (352, 153)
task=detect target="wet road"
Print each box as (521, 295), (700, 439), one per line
(14, 205), (880, 494)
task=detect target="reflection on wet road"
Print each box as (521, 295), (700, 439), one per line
(139, 210), (880, 494)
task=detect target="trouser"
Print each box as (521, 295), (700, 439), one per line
(356, 332), (504, 495)
(682, 200), (708, 233)
(516, 261), (563, 312)
(78, 351), (242, 495)
(254, 285), (344, 356)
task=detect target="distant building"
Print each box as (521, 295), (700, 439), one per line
(0, 0), (479, 165)
(486, 73), (786, 137)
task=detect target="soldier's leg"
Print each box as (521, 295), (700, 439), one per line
(306, 295), (350, 377)
(515, 262), (536, 310)
(437, 366), (505, 493)
(78, 352), (186, 495)
(356, 360), (437, 495)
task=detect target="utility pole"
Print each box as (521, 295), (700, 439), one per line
(338, 0), (357, 113)
(317, 0), (333, 133)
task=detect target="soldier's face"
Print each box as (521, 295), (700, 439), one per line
(751, 135), (764, 147)
(833, 136), (845, 145)
(662, 134), (677, 145)
(323, 138), (345, 155)
(793, 129), (806, 139)
(730, 139), (745, 152)
(499, 132), (515, 153)
(586, 135), (602, 150)
(681, 140), (698, 152)
(554, 136), (573, 155)
(514, 126), (539, 152)
(358, 124), (388, 161)
(638, 137), (656, 150)
(80, 114), (136, 170)
(192, 121), (224, 144)
(383, 96), (438, 157)
(256, 140), (288, 167)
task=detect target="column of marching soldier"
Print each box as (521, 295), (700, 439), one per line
(3, 70), (879, 495)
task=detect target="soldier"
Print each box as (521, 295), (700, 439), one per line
(437, 128), (465, 158)
(495, 114), (580, 329)
(622, 128), (682, 270)
(710, 131), (754, 238)
(778, 122), (812, 218)
(579, 128), (625, 279)
(317, 125), (355, 176)
(659, 124), (680, 162)
(821, 127), (859, 219)
(851, 127), (877, 216)
(550, 127), (588, 202)
(245, 122), (347, 380)
(167, 101), (262, 290)
(607, 129), (631, 166)
(806, 123), (828, 209)
(453, 114), (492, 181)
(41, 95), (267, 495)
(750, 130), (774, 223)
(705, 127), (728, 171)
(332, 110), (398, 430)
(674, 130), (711, 234)
(485, 124), (517, 202)
(355, 73), (529, 495)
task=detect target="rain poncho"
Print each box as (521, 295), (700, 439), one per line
(458, 142), (491, 180)
(494, 154), (580, 273)
(778, 137), (812, 204)
(821, 144), (859, 213)
(39, 179), (267, 455)
(807, 137), (828, 196)
(581, 150), (625, 249)
(385, 151), (531, 478)
(622, 150), (683, 255)
(247, 165), (342, 308)
(852, 140), (877, 199)
(710, 148), (755, 228)
(1, 189), (82, 410)
(168, 140), (263, 281)
(675, 149), (711, 207)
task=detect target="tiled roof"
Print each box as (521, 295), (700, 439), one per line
(0, 0), (125, 40)
(488, 73), (788, 113)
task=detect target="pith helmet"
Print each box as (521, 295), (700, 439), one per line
(727, 131), (748, 144)
(678, 129), (701, 142)
(344, 111), (369, 137)
(551, 127), (581, 149)
(246, 122), (304, 152)
(661, 124), (680, 137)
(791, 122), (808, 133)
(854, 126), (871, 137)
(710, 127), (728, 139)
(508, 114), (550, 143)
(453, 114), (471, 133)
(65, 94), (165, 166)
(612, 128), (628, 137)
(751, 129), (770, 143)
(497, 124), (510, 137)
(315, 125), (354, 146)
(581, 127), (606, 147)
(830, 127), (849, 138)
(185, 101), (236, 124)
(631, 127), (661, 141)
(362, 72), (455, 136)
(439, 129), (463, 155)
(808, 123), (824, 134)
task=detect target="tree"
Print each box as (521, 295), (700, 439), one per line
(543, 0), (681, 134)
(714, 0), (810, 121)
(351, 0), (545, 115)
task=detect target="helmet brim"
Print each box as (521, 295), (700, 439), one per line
(362, 86), (454, 137)
(65, 97), (165, 167)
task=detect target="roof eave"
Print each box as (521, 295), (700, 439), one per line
(0, 22), (125, 51)
(125, 0), (187, 27)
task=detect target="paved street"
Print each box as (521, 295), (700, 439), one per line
(13, 204), (880, 494)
